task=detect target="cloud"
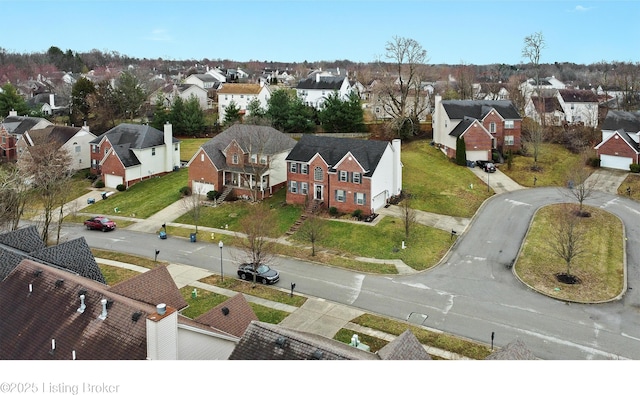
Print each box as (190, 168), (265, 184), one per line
(145, 29), (173, 42)
(572, 5), (593, 12)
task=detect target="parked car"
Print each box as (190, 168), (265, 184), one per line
(475, 160), (496, 173)
(84, 216), (117, 232)
(237, 263), (280, 285)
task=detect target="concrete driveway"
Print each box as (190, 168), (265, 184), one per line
(586, 168), (629, 194)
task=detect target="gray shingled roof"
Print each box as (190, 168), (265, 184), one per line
(449, 117), (476, 138)
(442, 100), (522, 121)
(1, 115), (50, 135)
(27, 125), (82, 147)
(601, 110), (640, 132)
(285, 135), (389, 176)
(377, 330), (432, 360)
(296, 76), (347, 90)
(228, 321), (380, 360)
(199, 124), (297, 171)
(195, 293), (258, 338)
(485, 339), (536, 360)
(109, 265), (188, 311)
(558, 89), (598, 103)
(0, 226), (105, 284)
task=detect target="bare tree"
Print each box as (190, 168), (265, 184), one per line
(548, 204), (588, 279)
(18, 136), (72, 243)
(522, 119), (545, 171)
(0, 164), (30, 231)
(181, 183), (204, 234)
(522, 32), (545, 97)
(563, 153), (597, 216)
(399, 193), (417, 239)
(376, 36), (430, 138)
(298, 197), (326, 257)
(237, 204), (277, 286)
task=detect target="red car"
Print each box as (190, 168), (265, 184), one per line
(84, 216), (117, 232)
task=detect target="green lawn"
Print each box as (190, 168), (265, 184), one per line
(79, 169), (189, 218)
(178, 138), (209, 162)
(402, 139), (492, 217)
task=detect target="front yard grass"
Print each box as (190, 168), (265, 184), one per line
(515, 203), (624, 302)
(402, 139), (492, 217)
(79, 169), (189, 218)
(178, 138), (209, 162)
(92, 248), (168, 269)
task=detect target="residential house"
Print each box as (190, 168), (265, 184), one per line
(519, 75), (566, 100)
(0, 259), (241, 360)
(150, 83), (210, 110)
(295, 74), (353, 109)
(364, 77), (431, 122)
(26, 92), (68, 115)
(229, 321), (431, 360)
(594, 110), (640, 170)
(285, 135), (402, 214)
(432, 95), (522, 161)
(0, 110), (53, 162)
(217, 82), (270, 122)
(557, 89), (599, 127)
(524, 93), (565, 127)
(89, 123), (181, 189)
(187, 124), (297, 200)
(16, 124), (97, 170)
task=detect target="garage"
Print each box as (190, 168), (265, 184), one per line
(192, 181), (215, 195)
(466, 150), (491, 162)
(600, 155), (632, 171)
(104, 174), (123, 189)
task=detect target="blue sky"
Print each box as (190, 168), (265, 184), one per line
(2, 0), (638, 65)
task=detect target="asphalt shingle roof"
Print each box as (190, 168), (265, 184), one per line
(442, 100), (522, 121)
(109, 265), (188, 311)
(1, 115), (51, 135)
(485, 339), (536, 360)
(285, 135), (389, 176)
(195, 293), (257, 338)
(377, 329), (432, 360)
(601, 110), (640, 132)
(296, 76), (347, 90)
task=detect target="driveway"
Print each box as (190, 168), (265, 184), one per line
(586, 168), (629, 194)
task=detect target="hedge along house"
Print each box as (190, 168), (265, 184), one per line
(89, 123), (181, 189)
(285, 135), (402, 215)
(432, 95), (522, 161)
(187, 124), (297, 201)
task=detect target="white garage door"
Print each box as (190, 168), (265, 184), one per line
(192, 181), (215, 195)
(466, 150), (490, 162)
(104, 174), (123, 189)
(600, 155), (632, 171)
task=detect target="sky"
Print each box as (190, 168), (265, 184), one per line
(2, 0), (638, 66)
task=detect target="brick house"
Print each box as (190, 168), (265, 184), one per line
(285, 135), (402, 214)
(16, 125), (97, 171)
(594, 110), (640, 170)
(432, 95), (522, 161)
(89, 123), (181, 189)
(0, 110), (52, 162)
(187, 124), (297, 200)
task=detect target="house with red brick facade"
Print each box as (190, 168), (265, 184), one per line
(285, 135), (402, 214)
(432, 95), (522, 161)
(0, 110), (52, 162)
(187, 124), (297, 201)
(594, 110), (640, 170)
(89, 123), (181, 188)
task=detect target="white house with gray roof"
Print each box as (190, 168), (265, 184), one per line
(295, 75), (353, 109)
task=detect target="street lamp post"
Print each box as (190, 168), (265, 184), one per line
(218, 240), (224, 281)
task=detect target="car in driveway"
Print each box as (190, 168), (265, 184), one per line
(237, 263), (280, 284)
(84, 216), (117, 232)
(475, 160), (496, 173)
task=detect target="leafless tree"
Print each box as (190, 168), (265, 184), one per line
(237, 204), (277, 286)
(298, 197), (326, 257)
(0, 163), (30, 231)
(563, 153), (598, 216)
(522, 32), (545, 97)
(375, 36), (430, 138)
(548, 204), (588, 278)
(18, 136), (72, 244)
(399, 193), (417, 239)
(181, 182), (205, 234)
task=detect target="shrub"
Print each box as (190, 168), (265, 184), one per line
(86, 173), (98, 181)
(329, 206), (339, 216)
(116, 184), (126, 192)
(94, 179), (105, 188)
(207, 190), (220, 201)
(352, 209), (363, 219)
(630, 163), (640, 173)
(586, 157), (600, 168)
(180, 186), (192, 196)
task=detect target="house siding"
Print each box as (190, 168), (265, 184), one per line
(188, 149), (222, 192)
(597, 135), (639, 164)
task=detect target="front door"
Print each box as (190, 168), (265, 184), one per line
(314, 184), (323, 200)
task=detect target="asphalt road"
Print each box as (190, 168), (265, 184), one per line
(59, 186), (640, 360)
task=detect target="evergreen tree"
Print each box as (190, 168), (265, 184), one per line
(223, 101), (242, 126)
(71, 77), (96, 124)
(266, 89), (292, 131)
(0, 83), (29, 116)
(456, 136), (467, 166)
(181, 96), (206, 136)
(151, 94), (170, 130)
(318, 91), (365, 133)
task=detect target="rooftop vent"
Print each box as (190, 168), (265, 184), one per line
(221, 307), (229, 316)
(106, 299), (114, 309)
(156, 303), (166, 315)
(78, 289), (87, 296)
(312, 350), (324, 360)
(98, 299), (107, 320)
(33, 269), (42, 277)
(77, 294), (86, 313)
(275, 336), (287, 348)
(131, 312), (142, 322)
(28, 283), (33, 293)
(55, 279), (64, 287)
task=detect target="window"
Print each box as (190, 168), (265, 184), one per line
(336, 189), (346, 202)
(260, 156), (267, 165)
(290, 163), (297, 173)
(290, 181), (298, 193)
(301, 182), (308, 195)
(489, 122), (496, 133)
(355, 193), (365, 205)
(353, 172), (361, 184)
(504, 120), (514, 129)
(175, 144), (178, 151)
(104, 147), (108, 155)
(301, 164), (308, 174)
(314, 167), (323, 181)
(232, 154), (238, 164)
(152, 147), (156, 156)
(339, 170), (347, 182)
(75, 146), (81, 153)
(504, 135), (515, 146)
(251, 154), (258, 163)
(91, 159), (98, 169)
(201, 153), (204, 162)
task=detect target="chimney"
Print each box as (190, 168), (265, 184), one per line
(316, 73), (320, 83)
(146, 303), (178, 360)
(164, 122), (174, 173)
(98, 299), (107, 320)
(49, 93), (55, 107)
(392, 139), (402, 196)
(9, 109), (17, 117)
